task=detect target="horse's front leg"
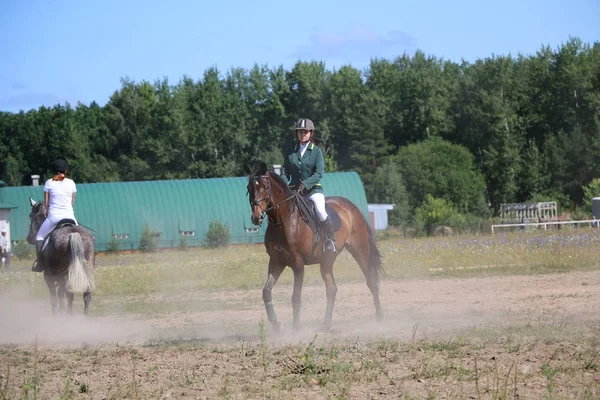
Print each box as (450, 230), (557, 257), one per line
(44, 273), (58, 314)
(320, 256), (338, 332)
(291, 263), (305, 333)
(263, 258), (285, 332)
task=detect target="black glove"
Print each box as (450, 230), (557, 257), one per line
(297, 183), (305, 192)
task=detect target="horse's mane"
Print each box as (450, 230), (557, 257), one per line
(31, 202), (46, 220)
(267, 170), (294, 196)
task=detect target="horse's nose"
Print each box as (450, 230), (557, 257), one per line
(251, 215), (263, 226)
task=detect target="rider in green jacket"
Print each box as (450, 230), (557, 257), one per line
(283, 118), (336, 253)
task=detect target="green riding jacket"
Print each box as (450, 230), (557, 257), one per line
(283, 142), (324, 194)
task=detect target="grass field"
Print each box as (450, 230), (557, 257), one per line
(0, 228), (599, 399)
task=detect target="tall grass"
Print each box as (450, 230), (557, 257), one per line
(1, 229), (598, 300)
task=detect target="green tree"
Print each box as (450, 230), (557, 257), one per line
(395, 137), (488, 217)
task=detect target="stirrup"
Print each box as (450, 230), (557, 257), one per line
(324, 238), (337, 253)
(31, 260), (44, 272)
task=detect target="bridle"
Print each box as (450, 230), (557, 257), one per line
(248, 174), (298, 226)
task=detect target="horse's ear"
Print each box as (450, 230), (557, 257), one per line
(243, 163), (253, 175)
(29, 197), (37, 207)
(255, 161), (267, 175)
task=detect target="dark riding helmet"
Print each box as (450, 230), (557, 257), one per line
(295, 118), (315, 132)
(53, 159), (68, 173)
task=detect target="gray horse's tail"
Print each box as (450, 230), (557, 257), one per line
(67, 232), (95, 293)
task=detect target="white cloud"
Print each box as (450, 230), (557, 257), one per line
(296, 23), (416, 63)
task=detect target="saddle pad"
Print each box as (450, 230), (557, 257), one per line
(41, 219), (77, 252)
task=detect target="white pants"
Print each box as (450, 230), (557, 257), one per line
(309, 193), (328, 222)
(36, 213), (77, 241)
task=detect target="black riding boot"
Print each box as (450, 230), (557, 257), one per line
(31, 240), (44, 272)
(322, 217), (337, 253)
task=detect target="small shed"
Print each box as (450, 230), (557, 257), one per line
(368, 204), (395, 230)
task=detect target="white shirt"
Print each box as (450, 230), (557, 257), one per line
(0, 235), (7, 250)
(44, 178), (77, 217)
(299, 142), (309, 158)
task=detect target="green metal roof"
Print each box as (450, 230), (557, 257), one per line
(0, 172), (369, 251)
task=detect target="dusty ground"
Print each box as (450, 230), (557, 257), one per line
(1, 270), (599, 399)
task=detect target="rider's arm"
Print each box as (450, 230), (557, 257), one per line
(282, 152), (292, 183)
(301, 147), (324, 189)
(71, 180), (77, 206)
(44, 191), (50, 217)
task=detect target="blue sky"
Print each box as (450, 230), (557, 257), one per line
(1, 0), (598, 113)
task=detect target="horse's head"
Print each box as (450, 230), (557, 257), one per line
(245, 162), (271, 226)
(27, 197), (46, 244)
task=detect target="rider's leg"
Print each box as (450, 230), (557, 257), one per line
(309, 193), (337, 253)
(32, 217), (55, 272)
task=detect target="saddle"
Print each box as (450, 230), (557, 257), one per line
(295, 194), (341, 254)
(41, 218), (77, 253)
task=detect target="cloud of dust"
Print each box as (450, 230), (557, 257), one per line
(0, 287), (152, 346)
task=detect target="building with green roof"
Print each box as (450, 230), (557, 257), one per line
(0, 172), (369, 251)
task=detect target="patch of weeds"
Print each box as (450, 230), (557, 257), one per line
(278, 374), (305, 390)
(217, 375), (233, 399)
(20, 340), (41, 399)
(375, 338), (400, 362)
(280, 336), (352, 387)
(541, 363), (556, 398)
(475, 358), (517, 400)
(258, 318), (268, 375)
(421, 338), (466, 358)
(146, 365), (160, 378)
(358, 358), (384, 382)
(79, 382), (89, 393)
(59, 372), (76, 400)
(0, 365), (11, 400)
(182, 373), (194, 387)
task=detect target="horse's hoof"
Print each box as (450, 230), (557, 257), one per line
(272, 321), (283, 333)
(318, 323), (332, 333)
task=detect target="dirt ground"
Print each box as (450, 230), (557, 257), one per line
(1, 270), (599, 399)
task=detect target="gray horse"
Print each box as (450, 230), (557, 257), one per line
(27, 198), (96, 315)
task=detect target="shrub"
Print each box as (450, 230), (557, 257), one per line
(204, 220), (230, 248)
(105, 235), (120, 253)
(178, 236), (189, 251)
(139, 224), (160, 252)
(414, 195), (461, 236)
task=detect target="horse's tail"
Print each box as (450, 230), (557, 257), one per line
(67, 232), (95, 293)
(365, 218), (384, 282)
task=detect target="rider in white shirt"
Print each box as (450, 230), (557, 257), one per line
(32, 159), (78, 272)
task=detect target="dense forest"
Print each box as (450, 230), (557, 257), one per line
(1, 37), (599, 231)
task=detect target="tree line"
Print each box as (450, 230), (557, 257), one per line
(1, 37), (599, 231)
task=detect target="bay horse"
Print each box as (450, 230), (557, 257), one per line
(245, 162), (383, 332)
(27, 198), (96, 315)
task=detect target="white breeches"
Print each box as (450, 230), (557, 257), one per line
(308, 192), (328, 222)
(36, 213), (77, 241)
